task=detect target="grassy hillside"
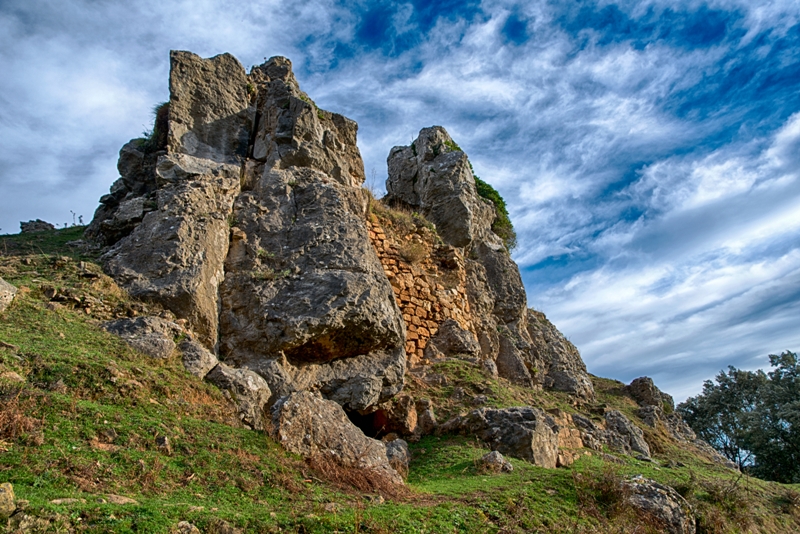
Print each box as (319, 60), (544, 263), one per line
(1, 228), (799, 533)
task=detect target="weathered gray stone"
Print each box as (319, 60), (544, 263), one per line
(385, 126), (594, 403)
(20, 219), (55, 233)
(168, 51), (252, 164)
(425, 319), (480, 358)
(415, 398), (438, 436)
(628, 376), (674, 410)
(205, 363), (271, 430)
(386, 126), (496, 248)
(605, 410), (651, 458)
(102, 154), (241, 348)
(624, 476), (696, 534)
(175, 521), (201, 534)
(440, 406), (559, 468)
(372, 394), (417, 436)
(179, 338), (219, 378)
(479, 450), (514, 473)
(385, 438), (411, 476)
(271, 391), (403, 485)
(527, 309), (595, 401)
(217, 57), (405, 411)
(102, 316), (182, 359)
(0, 278), (17, 313)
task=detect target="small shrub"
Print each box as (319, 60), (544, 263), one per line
(469, 162), (517, 251)
(398, 242), (427, 263)
(140, 101), (169, 153)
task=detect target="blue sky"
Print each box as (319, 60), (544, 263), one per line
(2, 0), (799, 400)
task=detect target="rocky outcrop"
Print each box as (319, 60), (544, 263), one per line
(271, 391), (403, 485)
(624, 476), (696, 534)
(605, 410), (651, 459)
(0, 278), (17, 313)
(384, 126), (594, 401)
(627, 377), (674, 411)
(102, 316), (182, 359)
(20, 220), (55, 233)
(440, 406), (559, 468)
(87, 51), (406, 413)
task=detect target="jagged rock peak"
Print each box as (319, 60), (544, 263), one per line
(86, 50), (406, 413)
(385, 126), (496, 249)
(384, 127), (595, 401)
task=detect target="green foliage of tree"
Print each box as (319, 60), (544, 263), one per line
(678, 351), (800, 483)
(468, 161), (517, 251)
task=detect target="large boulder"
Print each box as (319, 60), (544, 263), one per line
(624, 476), (696, 534)
(271, 391), (403, 485)
(102, 316), (182, 359)
(20, 219), (55, 233)
(87, 52), (406, 413)
(101, 154), (241, 348)
(440, 406), (559, 468)
(0, 278), (17, 313)
(627, 376), (674, 411)
(604, 410), (651, 459)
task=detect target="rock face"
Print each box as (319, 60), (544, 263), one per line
(624, 476), (696, 534)
(0, 278), (17, 313)
(87, 51), (406, 413)
(441, 406), (559, 468)
(271, 391), (403, 485)
(384, 126), (594, 401)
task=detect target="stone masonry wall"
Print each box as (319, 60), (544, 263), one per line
(366, 214), (477, 367)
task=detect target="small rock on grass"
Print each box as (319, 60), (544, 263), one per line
(50, 498), (86, 505)
(0, 482), (15, 519)
(479, 451), (514, 473)
(104, 494), (139, 505)
(175, 521), (201, 534)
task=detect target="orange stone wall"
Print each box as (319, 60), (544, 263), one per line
(367, 218), (477, 366)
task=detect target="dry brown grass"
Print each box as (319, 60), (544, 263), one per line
(306, 454), (411, 500)
(0, 389), (38, 441)
(397, 242), (428, 263)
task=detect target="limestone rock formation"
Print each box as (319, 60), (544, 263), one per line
(627, 376), (675, 411)
(0, 278), (17, 313)
(271, 391), (403, 485)
(440, 406), (559, 468)
(87, 51), (406, 413)
(479, 451), (514, 473)
(624, 476), (696, 534)
(20, 220), (55, 233)
(384, 126), (594, 401)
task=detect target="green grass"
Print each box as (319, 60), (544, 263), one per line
(1, 229), (800, 532)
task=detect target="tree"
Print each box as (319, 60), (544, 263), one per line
(678, 366), (766, 469)
(677, 351), (800, 483)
